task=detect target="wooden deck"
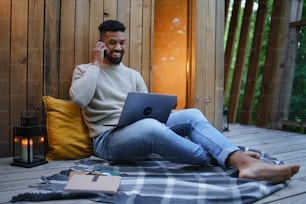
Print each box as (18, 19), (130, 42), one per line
(0, 124), (305, 204)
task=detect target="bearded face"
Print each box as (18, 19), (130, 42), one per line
(104, 48), (124, 65)
(102, 31), (125, 65)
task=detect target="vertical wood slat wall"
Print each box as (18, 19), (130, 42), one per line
(0, 0), (154, 157)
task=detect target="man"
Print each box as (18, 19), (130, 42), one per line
(70, 20), (299, 184)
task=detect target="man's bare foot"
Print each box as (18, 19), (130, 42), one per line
(228, 151), (300, 183)
(239, 159), (300, 183)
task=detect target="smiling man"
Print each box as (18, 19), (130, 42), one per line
(94, 23), (125, 65)
(69, 20), (299, 184)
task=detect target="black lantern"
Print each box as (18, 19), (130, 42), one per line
(223, 106), (229, 132)
(11, 115), (48, 168)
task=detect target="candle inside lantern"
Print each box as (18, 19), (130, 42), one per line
(21, 138), (33, 162)
(39, 136), (44, 143)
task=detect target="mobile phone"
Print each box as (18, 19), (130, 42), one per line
(98, 40), (107, 58)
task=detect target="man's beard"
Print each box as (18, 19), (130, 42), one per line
(105, 51), (123, 65)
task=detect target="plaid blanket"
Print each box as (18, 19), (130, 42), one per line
(11, 147), (288, 204)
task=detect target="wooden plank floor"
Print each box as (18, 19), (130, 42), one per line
(0, 124), (305, 204)
(225, 124), (306, 204)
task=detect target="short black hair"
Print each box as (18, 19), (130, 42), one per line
(98, 20), (126, 33)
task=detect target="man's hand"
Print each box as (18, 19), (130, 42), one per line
(92, 41), (107, 65)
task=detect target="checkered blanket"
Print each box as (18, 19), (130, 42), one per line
(11, 147), (288, 204)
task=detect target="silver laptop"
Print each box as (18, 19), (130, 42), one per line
(117, 92), (177, 127)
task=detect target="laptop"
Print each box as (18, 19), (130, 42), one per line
(116, 92), (177, 127)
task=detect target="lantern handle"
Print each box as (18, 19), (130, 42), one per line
(20, 104), (40, 126)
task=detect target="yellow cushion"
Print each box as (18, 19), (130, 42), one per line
(42, 96), (93, 160)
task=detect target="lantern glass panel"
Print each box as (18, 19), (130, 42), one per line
(12, 125), (48, 168)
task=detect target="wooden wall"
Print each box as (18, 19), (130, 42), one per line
(0, 0), (224, 157)
(0, 0), (154, 157)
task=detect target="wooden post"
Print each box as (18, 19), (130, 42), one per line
(215, 0), (225, 130)
(274, 0), (303, 129)
(228, 0), (254, 123)
(240, 0), (268, 124)
(195, 0), (223, 129)
(224, 0), (241, 95)
(256, 0), (290, 127)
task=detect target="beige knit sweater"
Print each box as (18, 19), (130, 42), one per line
(69, 62), (148, 137)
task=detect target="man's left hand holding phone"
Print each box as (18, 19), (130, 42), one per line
(92, 41), (107, 66)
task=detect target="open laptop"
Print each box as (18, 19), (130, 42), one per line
(116, 92), (177, 127)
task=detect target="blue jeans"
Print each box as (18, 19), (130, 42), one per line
(93, 108), (239, 167)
